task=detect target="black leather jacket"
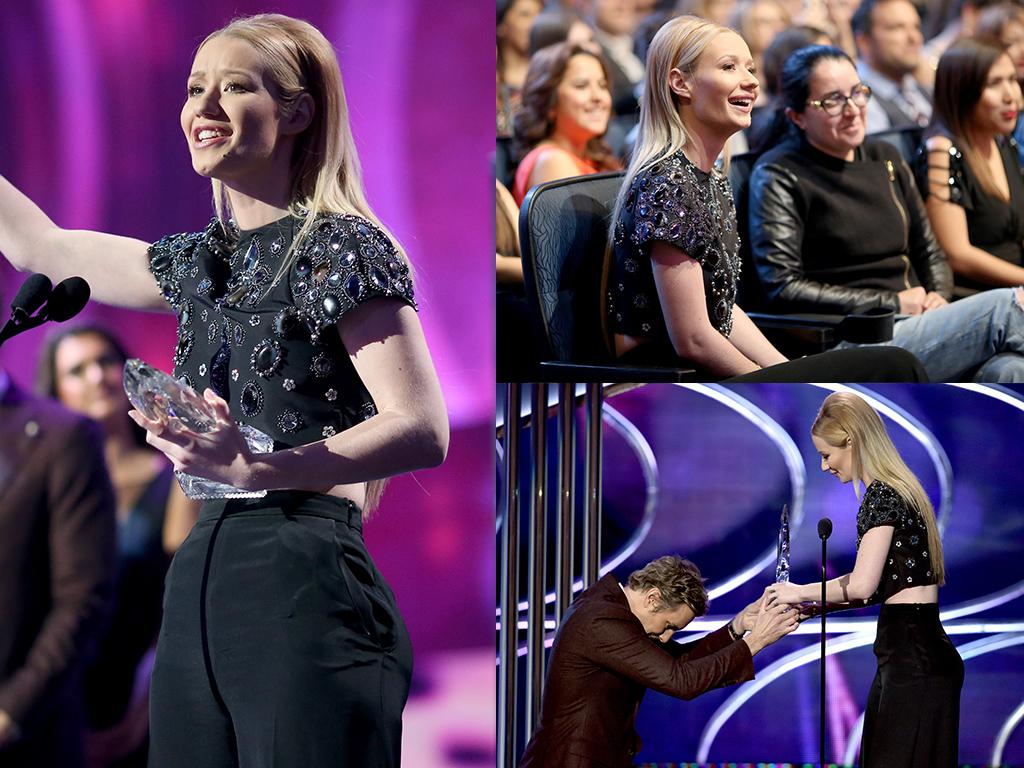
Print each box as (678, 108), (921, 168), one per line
(749, 138), (953, 314)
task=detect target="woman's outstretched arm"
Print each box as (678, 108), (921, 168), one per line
(0, 176), (166, 310)
(768, 525), (893, 605)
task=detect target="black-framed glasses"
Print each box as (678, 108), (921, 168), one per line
(807, 83), (872, 116)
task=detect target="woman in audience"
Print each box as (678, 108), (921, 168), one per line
(749, 24), (833, 149)
(498, 0), (544, 138)
(606, 16), (927, 381)
(917, 39), (1024, 291)
(974, 2), (1024, 165)
(38, 326), (199, 766)
(748, 44), (1024, 381)
(512, 42), (621, 206)
(730, 0), (790, 88)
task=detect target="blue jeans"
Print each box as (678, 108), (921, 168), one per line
(836, 287), (1024, 382)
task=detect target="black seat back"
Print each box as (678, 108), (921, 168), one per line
(728, 150), (770, 311)
(519, 172), (625, 363)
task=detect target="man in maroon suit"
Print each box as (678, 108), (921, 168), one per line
(520, 555), (798, 767)
(0, 367), (117, 767)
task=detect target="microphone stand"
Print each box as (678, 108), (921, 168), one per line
(820, 532), (827, 768)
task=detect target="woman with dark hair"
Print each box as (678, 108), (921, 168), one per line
(37, 326), (198, 766)
(605, 16), (926, 380)
(498, 0), (544, 137)
(0, 13), (448, 767)
(748, 24), (833, 150)
(974, 3), (1024, 164)
(528, 7), (599, 56)
(749, 44), (1024, 381)
(768, 391), (962, 767)
(512, 41), (621, 206)
(917, 39), (1024, 290)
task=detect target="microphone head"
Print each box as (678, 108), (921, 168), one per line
(817, 517), (833, 540)
(10, 273), (52, 320)
(46, 277), (91, 322)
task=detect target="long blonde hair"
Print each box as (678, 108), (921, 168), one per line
(199, 14), (403, 515)
(812, 392), (945, 584)
(199, 15), (408, 276)
(609, 15), (731, 239)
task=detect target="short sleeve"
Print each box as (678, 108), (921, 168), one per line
(914, 142), (970, 210)
(628, 160), (715, 264)
(147, 231), (204, 310)
(288, 214), (416, 336)
(857, 481), (905, 539)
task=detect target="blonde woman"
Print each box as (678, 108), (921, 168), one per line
(0, 14), (447, 767)
(766, 392), (963, 767)
(605, 15), (926, 381)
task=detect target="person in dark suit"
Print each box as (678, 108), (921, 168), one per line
(0, 368), (117, 767)
(519, 555), (798, 768)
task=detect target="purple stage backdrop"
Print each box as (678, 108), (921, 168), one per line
(0, 2), (494, 765)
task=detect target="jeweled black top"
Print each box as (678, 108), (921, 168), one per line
(607, 149), (741, 345)
(856, 480), (937, 604)
(147, 213), (415, 449)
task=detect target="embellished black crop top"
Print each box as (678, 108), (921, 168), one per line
(607, 149), (742, 346)
(147, 213), (415, 449)
(856, 480), (937, 604)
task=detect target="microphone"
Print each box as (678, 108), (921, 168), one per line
(817, 517), (833, 540)
(817, 515), (833, 766)
(0, 274), (92, 348)
(10, 273), (52, 321)
(46, 277), (91, 322)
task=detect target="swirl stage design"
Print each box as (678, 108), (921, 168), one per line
(497, 383), (1024, 767)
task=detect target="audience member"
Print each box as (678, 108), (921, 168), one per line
(37, 326), (199, 766)
(512, 42), (620, 206)
(748, 44), (1024, 381)
(678, 0), (738, 26)
(0, 366), (117, 767)
(853, 0), (933, 133)
(749, 24), (833, 149)
(605, 16), (927, 381)
(922, 0), (1012, 77)
(529, 7), (600, 55)
(916, 39), (1024, 291)
(590, 0), (646, 116)
(498, 0), (545, 138)
(730, 0), (791, 83)
(974, 2), (1024, 164)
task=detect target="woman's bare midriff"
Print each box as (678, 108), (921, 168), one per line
(884, 584), (938, 605)
(324, 481), (365, 509)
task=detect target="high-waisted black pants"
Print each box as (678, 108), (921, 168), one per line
(861, 603), (964, 767)
(148, 492), (412, 767)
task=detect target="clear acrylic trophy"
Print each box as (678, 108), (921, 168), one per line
(775, 504), (790, 583)
(122, 359), (273, 499)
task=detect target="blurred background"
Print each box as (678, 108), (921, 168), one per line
(498, 383), (1024, 766)
(0, 2), (494, 766)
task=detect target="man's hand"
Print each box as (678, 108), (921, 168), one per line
(735, 587), (770, 634)
(0, 709), (21, 749)
(743, 601), (799, 656)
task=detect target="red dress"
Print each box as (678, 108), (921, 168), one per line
(512, 145), (599, 206)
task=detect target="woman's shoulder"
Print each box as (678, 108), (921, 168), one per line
(286, 211), (414, 338)
(148, 218), (232, 308)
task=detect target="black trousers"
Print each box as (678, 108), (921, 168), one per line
(619, 344), (928, 382)
(148, 492), (412, 767)
(861, 604), (964, 767)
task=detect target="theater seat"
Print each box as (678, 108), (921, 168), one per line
(518, 172), (699, 382)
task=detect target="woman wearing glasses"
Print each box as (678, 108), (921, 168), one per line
(749, 44), (1024, 381)
(605, 16), (925, 380)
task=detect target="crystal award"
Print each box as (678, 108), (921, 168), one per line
(122, 359), (273, 499)
(775, 504), (790, 583)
